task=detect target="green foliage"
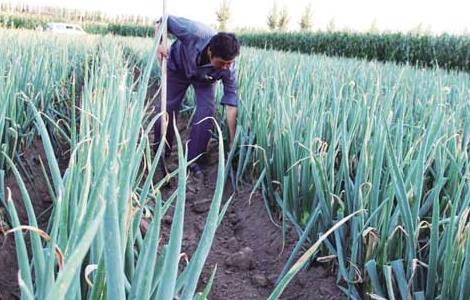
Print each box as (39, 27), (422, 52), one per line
(277, 6), (289, 32)
(0, 2), (153, 25)
(105, 23), (154, 37)
(266, 3), (289, 32)
(0, 13), (155, 37)
(326, 17), (336, 32)
(238, 31), (470, 72)
(0, 13), (46, 29)
(266, 2), (278, 31)
(299, 4), (313, 32)
(215, 0), (231, 31)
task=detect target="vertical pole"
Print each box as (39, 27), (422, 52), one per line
(161, 0), (168, 140)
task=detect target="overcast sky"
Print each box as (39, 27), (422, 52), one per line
(5, 0), (470, 33)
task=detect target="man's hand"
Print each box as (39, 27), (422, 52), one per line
(157, 44), (168, 65)
(154, 21), (168, 65)
(226, 105), (237, 149)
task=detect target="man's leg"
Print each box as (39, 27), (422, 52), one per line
(154, 69), (189, 155)
(187, 82), (216, 169)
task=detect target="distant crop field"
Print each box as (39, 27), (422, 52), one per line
(239, 31), (470, 72)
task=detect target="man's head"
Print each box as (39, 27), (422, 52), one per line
(208, 32), (240, 70)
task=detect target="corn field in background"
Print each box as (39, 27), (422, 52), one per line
(238, 32), (470, 72)
(232, 49), (470, 298)
(1, 26), (470, 299)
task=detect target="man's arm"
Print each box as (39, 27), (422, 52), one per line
(226, 105), (237, 147)
(155, 15), (215, 64)
(155, 15), (214, 45)
(221, 66), (239, 148)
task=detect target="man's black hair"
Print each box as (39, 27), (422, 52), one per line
(208, 32), (240, 61)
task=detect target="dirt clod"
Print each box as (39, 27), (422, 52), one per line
(225, 246), (254, 270)
(227, 212), (240, 225)
(225, 236), (239, 249)
(190, 198), (212, 214)
(251, 273), (269, 287)
(162, 215), (173, 225)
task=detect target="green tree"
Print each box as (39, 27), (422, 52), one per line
(409, 22), (424, 35)
(278, 5), (289, 31)
(266, 2), (278, 31)
(215, 0), (231, 31)
(463, 27), (469, 36)
(326, 17), (336, 32)
(299, 4), (313, 31)
(368, 18), (379, 33)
